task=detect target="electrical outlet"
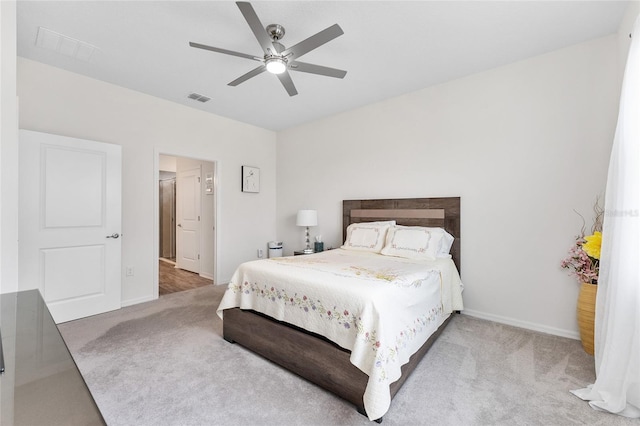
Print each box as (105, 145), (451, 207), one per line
(257, 249), (264, 258)
(125, 266), (134, 277)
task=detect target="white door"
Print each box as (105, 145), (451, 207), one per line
(176, 167), (201, 273)
(19, 130), (122, 324)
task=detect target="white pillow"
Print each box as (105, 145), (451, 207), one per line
(380, 225), (444, 260)
(342, 221), (395, 253)
(397, 226), (455, 258)
(437, 229), (455, 258)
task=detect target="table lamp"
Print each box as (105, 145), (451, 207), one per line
(296, 210), (318, 253)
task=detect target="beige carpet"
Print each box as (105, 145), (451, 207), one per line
(59, 285), (635, 425)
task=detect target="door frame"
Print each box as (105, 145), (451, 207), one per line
(153, 149), (219, 299)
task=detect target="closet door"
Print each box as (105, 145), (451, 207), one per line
(176, 167), (201, 273)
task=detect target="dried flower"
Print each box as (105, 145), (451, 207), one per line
(561, 236), (600, 284)
(561, 200), (602, 285)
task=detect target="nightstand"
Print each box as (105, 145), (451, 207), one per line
(294, 250), (315, 256)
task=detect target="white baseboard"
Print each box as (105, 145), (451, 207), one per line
(199, 272), (213, 280)
(461, 309), (580, 340)
(121, 295), (156, 308)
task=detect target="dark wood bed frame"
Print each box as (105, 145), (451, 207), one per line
(223, 197), (461, 422)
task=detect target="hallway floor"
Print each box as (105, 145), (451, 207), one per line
(159, 259), (212, 296)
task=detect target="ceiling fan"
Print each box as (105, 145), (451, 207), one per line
(189, 1), (347, 97)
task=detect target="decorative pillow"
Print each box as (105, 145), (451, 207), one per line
(380, 225), (444, 260)
(341, 221), (395, 253)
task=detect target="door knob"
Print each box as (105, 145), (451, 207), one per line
(106, 233), (120, 239)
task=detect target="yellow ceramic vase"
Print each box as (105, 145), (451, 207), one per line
(577, 282), (597, 355)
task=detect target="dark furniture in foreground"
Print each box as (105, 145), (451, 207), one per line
(223, 197), (461, 421)
(0, 290), (105, 426)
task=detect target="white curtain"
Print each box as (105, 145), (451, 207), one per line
(571, 16), (640, 418)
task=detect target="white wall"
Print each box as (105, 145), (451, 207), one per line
(276, 35), (620, 338)
(159, 154), (177, 172)
(0, 1), (19, 293)
(17, 58), (276, 306)
(619, 1), (640, 78)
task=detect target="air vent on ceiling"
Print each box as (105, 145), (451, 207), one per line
(35, 27), (98, 63)
(187, 93), (211, 103)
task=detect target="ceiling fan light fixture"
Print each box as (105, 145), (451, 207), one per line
(189, 2), (346, 96)
(265, 56), (287, 74)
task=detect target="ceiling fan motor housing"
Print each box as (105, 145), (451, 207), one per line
(266, 24), (285, 41)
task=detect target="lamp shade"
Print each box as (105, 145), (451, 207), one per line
(296, 210), (318, 227)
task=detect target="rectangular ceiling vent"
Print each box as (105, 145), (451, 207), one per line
(187, 93), (211, 103)
(35, 27), (98, 63)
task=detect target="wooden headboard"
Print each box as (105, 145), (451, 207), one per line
(343, 197), (461, 271)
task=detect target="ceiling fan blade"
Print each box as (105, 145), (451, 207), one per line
(289, 61), (347, 79)
(228, 65), (267, 86)
(236, 2), (276, 55)
(281, 24), (344, 60)
(189, 42), (260, 61)
(277, 71), (298, 96)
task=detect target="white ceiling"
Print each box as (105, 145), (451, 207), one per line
(17, 1), (629, 131)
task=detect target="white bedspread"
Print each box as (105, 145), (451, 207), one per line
(217, 249), (464, 420)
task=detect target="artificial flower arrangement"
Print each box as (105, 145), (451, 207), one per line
(561, 202), (603, 285)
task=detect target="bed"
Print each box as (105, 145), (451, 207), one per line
(217, 197), (462, 422)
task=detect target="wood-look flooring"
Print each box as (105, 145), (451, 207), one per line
(159, 259), (213, 296)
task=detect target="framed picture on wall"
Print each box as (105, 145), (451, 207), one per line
(242, 166), (260, 193)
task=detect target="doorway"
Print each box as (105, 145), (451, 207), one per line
(158, 154), (215, 296)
